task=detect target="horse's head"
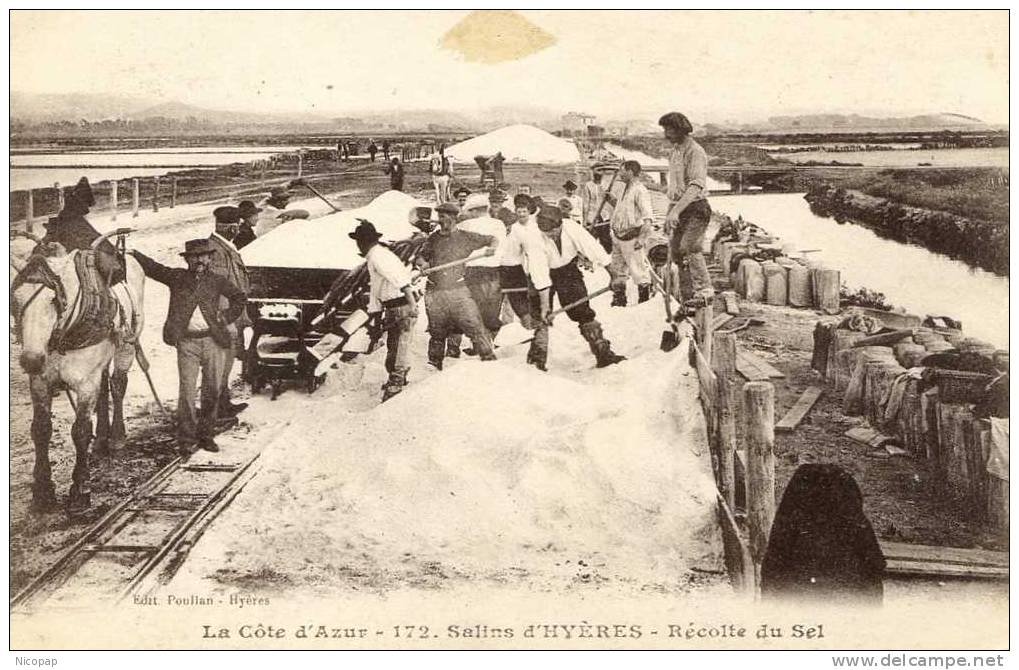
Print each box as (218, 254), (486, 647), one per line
(11, 251), (78, 375)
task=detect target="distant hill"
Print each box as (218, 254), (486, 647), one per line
(10, 91), (154, 123)
(130, 101), (329, 125)
(745, 113), (991, 133)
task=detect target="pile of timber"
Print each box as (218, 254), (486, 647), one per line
(817, 313), (1009, 535)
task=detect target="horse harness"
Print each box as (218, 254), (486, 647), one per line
(11, 250), (123, 353)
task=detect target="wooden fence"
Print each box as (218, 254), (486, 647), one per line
(690, 303), (776, 596)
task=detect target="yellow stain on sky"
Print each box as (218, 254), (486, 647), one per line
(440, 10), (556, 64)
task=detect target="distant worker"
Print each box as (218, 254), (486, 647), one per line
(605, 160), (654, 306)
(659, 111), (713, 302)
(487, 188), (513, 221)
(234, 201), (260, 249)
(490, 151), (505, 184)
(533, 203), (627, 370)
(562, 180), (583, 223)
(256, 186), (309, 237)
(207, 206), (251, 420)
(348, 220), (419, 402)
(580, 165), (614, 253)
(458, 193), (508, 342)
(368, 139), (378, 162)
(416, 202), (499, 370)
(130, 240), (246, 454)
(386, 156), (405, 192)
(382, 140), (390, 162)
(430, 150), (453, 204)
(452, 186), (471, 211)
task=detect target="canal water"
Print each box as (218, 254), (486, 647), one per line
(768, 146), (1008, 168)
(9, 146), (303, 191)
(710, 193), (1009, 349)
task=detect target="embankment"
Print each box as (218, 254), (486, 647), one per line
(803, 183), (1009, 276)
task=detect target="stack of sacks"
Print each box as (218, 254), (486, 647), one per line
(844, 346), (898, 415)
(894, 341), (928, 368)
(763, 261), (788, 306)
(787, 262), (812, 307)
(737, 258), (765, 302)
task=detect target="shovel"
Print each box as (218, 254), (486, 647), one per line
(543, 286), (611, 325)
(289, 178), (342, 213)
(652, 245), (681, 352)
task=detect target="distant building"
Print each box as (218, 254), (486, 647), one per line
(562, 112), (596, 136)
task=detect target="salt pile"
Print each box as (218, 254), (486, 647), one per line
(170, 293), (720, 597)
(445, 124), (581, 164)
(241, 190), (422, 270)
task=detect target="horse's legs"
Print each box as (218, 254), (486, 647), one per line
(94, 368), (111, 457)
(68, 379), (99, 513)
(109, 343), (134, 450)
(28, 375), (57, 510)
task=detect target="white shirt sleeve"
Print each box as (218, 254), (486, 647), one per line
(520, 226), (552, 291)
(565, 221), (611, 268)
(368, 247), (412, 312)
(636, 184), (655, 223)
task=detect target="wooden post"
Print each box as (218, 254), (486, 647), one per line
(152, 176), (160, 212)
(713, 331), (738, 377)
(744, 381), (775, 582)
(699, 301), (713, 369)
(713, 332), (738, 509)
(170, 176), (178, 208)
(815, 268), (841, 314)
(110, 180), (118, 221)
(54, 182), (64, 212)
(25, 190), (34, 234)
(132, 178), (140, 218)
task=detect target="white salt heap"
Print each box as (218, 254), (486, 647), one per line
(445, 124), (581, 164)
(170, 289), (721, 597)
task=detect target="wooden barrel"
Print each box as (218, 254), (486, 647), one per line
(739, 259), (765, 302)
(763, 261), (788, 306)
(813, 267), (840, 314)
(787, 263), (812, 307)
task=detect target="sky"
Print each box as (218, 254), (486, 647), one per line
(9, 10), (1010, 124)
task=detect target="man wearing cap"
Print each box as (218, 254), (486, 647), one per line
(41, 177), (125, 285)
(532, 203), (627, 370)
(129, 240), (247, 454)
(452, 186), (471, 213)
(457, 193), (508, 342)
(409, 206), (437, 237)
(234, 201), (261, 249)
(256, 187), (309, 237)
(606, 160), (655, 306)
(416, 202), (499, 370)
(659, 111), (713, 302)
(349, 220), (419, 401)
(499, 194), (552, 357)
(208, 206), (250, 419)
(562, 181), (583, 223)
(386, 156), (405, 192)
(487, 188), (513, 222)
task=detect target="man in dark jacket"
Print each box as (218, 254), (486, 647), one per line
(41, 177), (124, 285)
(386, 157), (405, 191)
(131, 239), (247, 454)
(208, 206), (251, 418)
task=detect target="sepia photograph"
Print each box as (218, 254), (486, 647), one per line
(7, 8), (1010, 658)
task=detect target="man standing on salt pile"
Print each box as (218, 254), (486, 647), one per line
(500, 194), (552, 366)
(207, 206), (250, 421)
(456, 194), (507, 344)
(349, 220), (418, 402)
(416, 202), (499, 370)
(256, 186), (309, 237)
(130, 240), (246, 454)
(533, 203), (627, 370)
(604, 160), (655, 307)
(659, 111), (713, 302)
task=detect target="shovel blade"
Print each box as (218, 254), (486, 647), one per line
(660, 328), (680, 352)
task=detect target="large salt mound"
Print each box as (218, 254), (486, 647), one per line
(241, 190), (422, 270)
(445, 124), (581, 164)
(172, 295), (721, 595)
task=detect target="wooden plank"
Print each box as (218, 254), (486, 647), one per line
(712, 312), (734, 331)
(716, 493), (754, 594)
(885, 559), (1008, 581)
(880, 541), (1009, 569)
(737, 349), (785, 379)
(775, 386), (823, 433)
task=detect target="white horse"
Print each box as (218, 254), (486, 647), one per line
(11, 232), (145, 513)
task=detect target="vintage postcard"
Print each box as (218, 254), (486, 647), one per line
(8, 9), (1009, 654)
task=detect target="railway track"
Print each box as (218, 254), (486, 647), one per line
(10, 423), (283, 613)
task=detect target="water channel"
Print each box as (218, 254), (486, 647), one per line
(711, 193), (1009, 349)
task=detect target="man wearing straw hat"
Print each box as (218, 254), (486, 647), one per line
(130, 239), (246, 454)
(349, 219), (419, 402)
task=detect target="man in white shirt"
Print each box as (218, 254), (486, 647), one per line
(605, 160), (655, 306)
(457, 193), (507, 342)
(500, 194), (551, 332)
(562, 180), (583, 223)
(349, 219), (418, 402)
(532, 203), (627, 370)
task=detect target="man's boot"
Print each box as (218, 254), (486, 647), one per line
(427, 337), (445, 371)
(446, 334), (462, 359)
(381, 369), (408, 402)
(637, 284), (652, 304)
(610, 287), (627, 307)
(579, 320), (626, 368)
(526, 339), (548, 372)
